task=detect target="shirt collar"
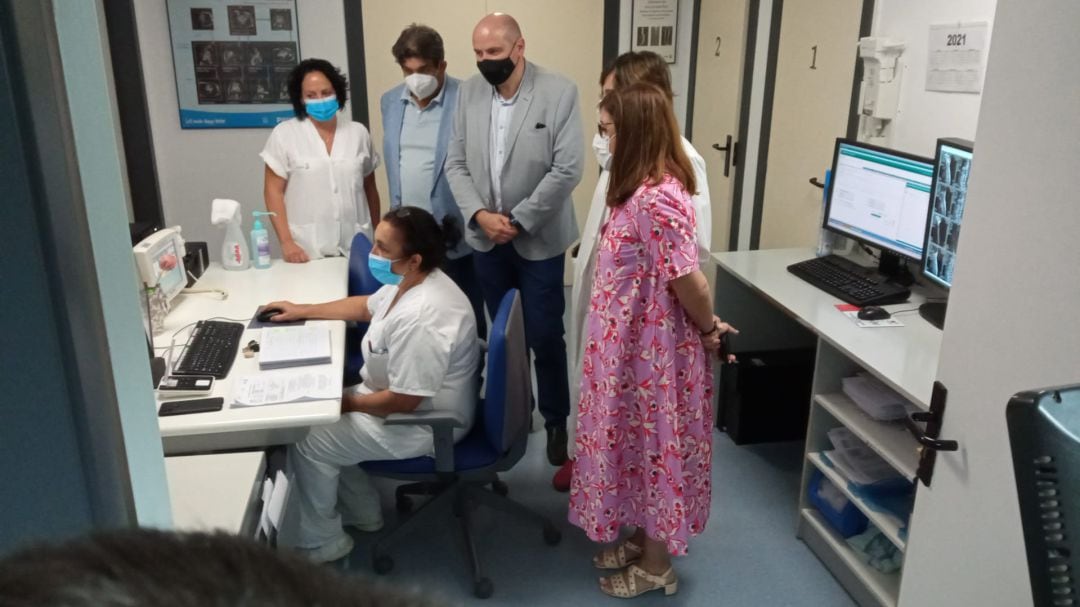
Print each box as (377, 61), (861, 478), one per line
(492, 63), (526, 105)
(401, 79), (447, 109)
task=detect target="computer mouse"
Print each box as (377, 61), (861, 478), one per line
(857, 305), (892, 321)
(257, 307), (284, 323)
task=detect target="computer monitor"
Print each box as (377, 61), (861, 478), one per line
(919, 138), (974, 329)
(133, 227), (186, 302)
(824, 139), (935, 280)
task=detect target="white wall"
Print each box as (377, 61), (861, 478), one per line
(618, 0), (695, 132)
(134, 0), (348, 257)
(871, 0), (997, 156)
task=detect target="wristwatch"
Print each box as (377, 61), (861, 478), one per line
(508, 215), (524, 232)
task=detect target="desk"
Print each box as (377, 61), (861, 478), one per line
(713, 248), (942, 607)
(156, 258), (347, 455)
(165, 451), (265, 535)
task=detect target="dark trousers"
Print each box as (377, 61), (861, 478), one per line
(443, 252), (487, 341)
(473, 244), (568, 429)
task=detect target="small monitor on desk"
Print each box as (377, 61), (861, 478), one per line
(133, 227), (186, 302)
(824, 139), (935, 280)
(919, 138), (974, 329)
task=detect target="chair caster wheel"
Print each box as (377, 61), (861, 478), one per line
(373, 554), (394, 575)
(542, 523), (562, 546)
(491, 480), (509, 496)
(474, 577), (494, 599)
(395, 495), (413, 513)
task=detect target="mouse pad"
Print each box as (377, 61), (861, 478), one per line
(248, 306), (306, 329)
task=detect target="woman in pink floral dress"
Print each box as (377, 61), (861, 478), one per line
(568, 83), (737, 599)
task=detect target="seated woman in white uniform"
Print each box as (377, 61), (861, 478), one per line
(261, 58), (381, 263)
(263, 206), (480, 562)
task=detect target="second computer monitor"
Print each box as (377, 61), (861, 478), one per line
(824, 139), (935, 261)
(922, 138), (974, 289)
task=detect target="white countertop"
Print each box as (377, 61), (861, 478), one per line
(155, 258), (347, 452)
(713, 248), (942, 407)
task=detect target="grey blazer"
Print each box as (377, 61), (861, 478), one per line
(445, 61), (584, 260)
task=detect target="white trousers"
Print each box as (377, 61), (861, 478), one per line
(289, 410), (430, 549)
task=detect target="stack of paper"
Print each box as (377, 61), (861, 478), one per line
(842, 373), (915, 421)
(826, 427), (902, 486)
(259, 325), (332, 370)
(232, 371), (338, 407)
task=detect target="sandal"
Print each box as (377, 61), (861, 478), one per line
(593, 539), (643, 569)
(599, 564), (678, 598)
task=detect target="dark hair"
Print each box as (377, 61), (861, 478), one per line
(391, 24), (445, 66)
(0, 529), (440, 607)
(601, 51), (674, 99)
(600, 83), (696, 207)
(382, 206), (461, 272)
(288, 58), (348, 119)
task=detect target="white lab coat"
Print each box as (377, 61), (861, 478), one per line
(566, 137), (711, 455)
(289, 269), (480, 549)
(260, 117), (380, 258)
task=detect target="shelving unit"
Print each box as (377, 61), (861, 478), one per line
(712, 249), (942, 607)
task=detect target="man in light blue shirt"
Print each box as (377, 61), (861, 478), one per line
(381, 24), (484, 338)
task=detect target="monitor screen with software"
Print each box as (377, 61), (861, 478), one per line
(922, 138), (974, 289)
(824, 140), (935, 261)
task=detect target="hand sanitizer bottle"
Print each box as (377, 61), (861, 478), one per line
(251, 211), (276, 269)
(816, 169), (835, 257)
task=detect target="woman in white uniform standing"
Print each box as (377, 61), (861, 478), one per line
(263, 206), (480, 562)
(555, 51), (713, 491)
(262, 59), (382, 262)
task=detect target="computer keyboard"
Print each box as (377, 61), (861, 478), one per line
(787, 255), (911, 306)
(173, 320), (245, 379)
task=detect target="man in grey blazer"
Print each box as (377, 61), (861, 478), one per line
(445, 13), (584, 465)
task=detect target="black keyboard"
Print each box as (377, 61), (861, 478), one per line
(173, 320), (245, 379)
(787, 255), (911, 306)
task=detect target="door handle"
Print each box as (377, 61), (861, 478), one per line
(809, 177), (826, 189)
(711, 135), (736, 177)
(904, 412), (959, 452)
(906, 381), (959, 487)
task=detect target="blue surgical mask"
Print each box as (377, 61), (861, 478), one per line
(368, 252), (403, 286)
(304, 95), (338, 122)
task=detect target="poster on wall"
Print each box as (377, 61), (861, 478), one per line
(925, 22), (988, 94)
(166, 1), (300, 129)
(631, 0), (678, 64)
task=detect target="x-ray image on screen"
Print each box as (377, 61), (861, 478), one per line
(922, 140), (974, 289)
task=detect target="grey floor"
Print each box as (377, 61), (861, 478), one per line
(335, 431), (856, 606)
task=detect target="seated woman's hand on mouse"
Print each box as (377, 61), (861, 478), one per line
(262, 300), (306, 322)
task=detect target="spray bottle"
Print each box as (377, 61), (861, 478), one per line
(251, 211), (276, 269)
(211, 198), (250, 270)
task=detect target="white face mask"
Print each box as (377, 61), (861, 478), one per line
(404, 73), (439, 100)
(592, 132), (613, 171)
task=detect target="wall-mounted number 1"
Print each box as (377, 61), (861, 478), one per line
(810, 45), (818, 69)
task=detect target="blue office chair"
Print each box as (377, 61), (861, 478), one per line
(345, 233), (380, 383)
(360, 289), (561, 599)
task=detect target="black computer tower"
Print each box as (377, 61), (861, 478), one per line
(718, 348), (816, 445)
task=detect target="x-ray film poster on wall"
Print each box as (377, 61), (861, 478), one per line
(167, 0), (300, 128)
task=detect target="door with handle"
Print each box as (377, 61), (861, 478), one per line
(691, 0), (750, 252)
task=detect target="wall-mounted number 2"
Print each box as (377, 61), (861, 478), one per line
(810, 45), (818, 69)
(714, 36), (722, 56)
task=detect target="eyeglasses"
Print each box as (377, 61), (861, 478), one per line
(597, 122), (616, 138)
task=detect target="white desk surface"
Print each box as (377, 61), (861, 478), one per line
(713, 248), (942, 407)
(156, 258), (346, 453)
(165, 451), (264, 534)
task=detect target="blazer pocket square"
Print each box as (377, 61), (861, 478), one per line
(534, 122), (547, 129)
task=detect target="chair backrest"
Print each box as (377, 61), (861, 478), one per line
(347, 233), (380, 297)
(482, 290), (531, 454)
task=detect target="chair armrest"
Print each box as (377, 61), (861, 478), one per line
(383, 411), (466, 473)
(383, 410), (466, 428)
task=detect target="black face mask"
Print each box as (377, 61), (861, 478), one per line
(477, 54), (516, 86)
